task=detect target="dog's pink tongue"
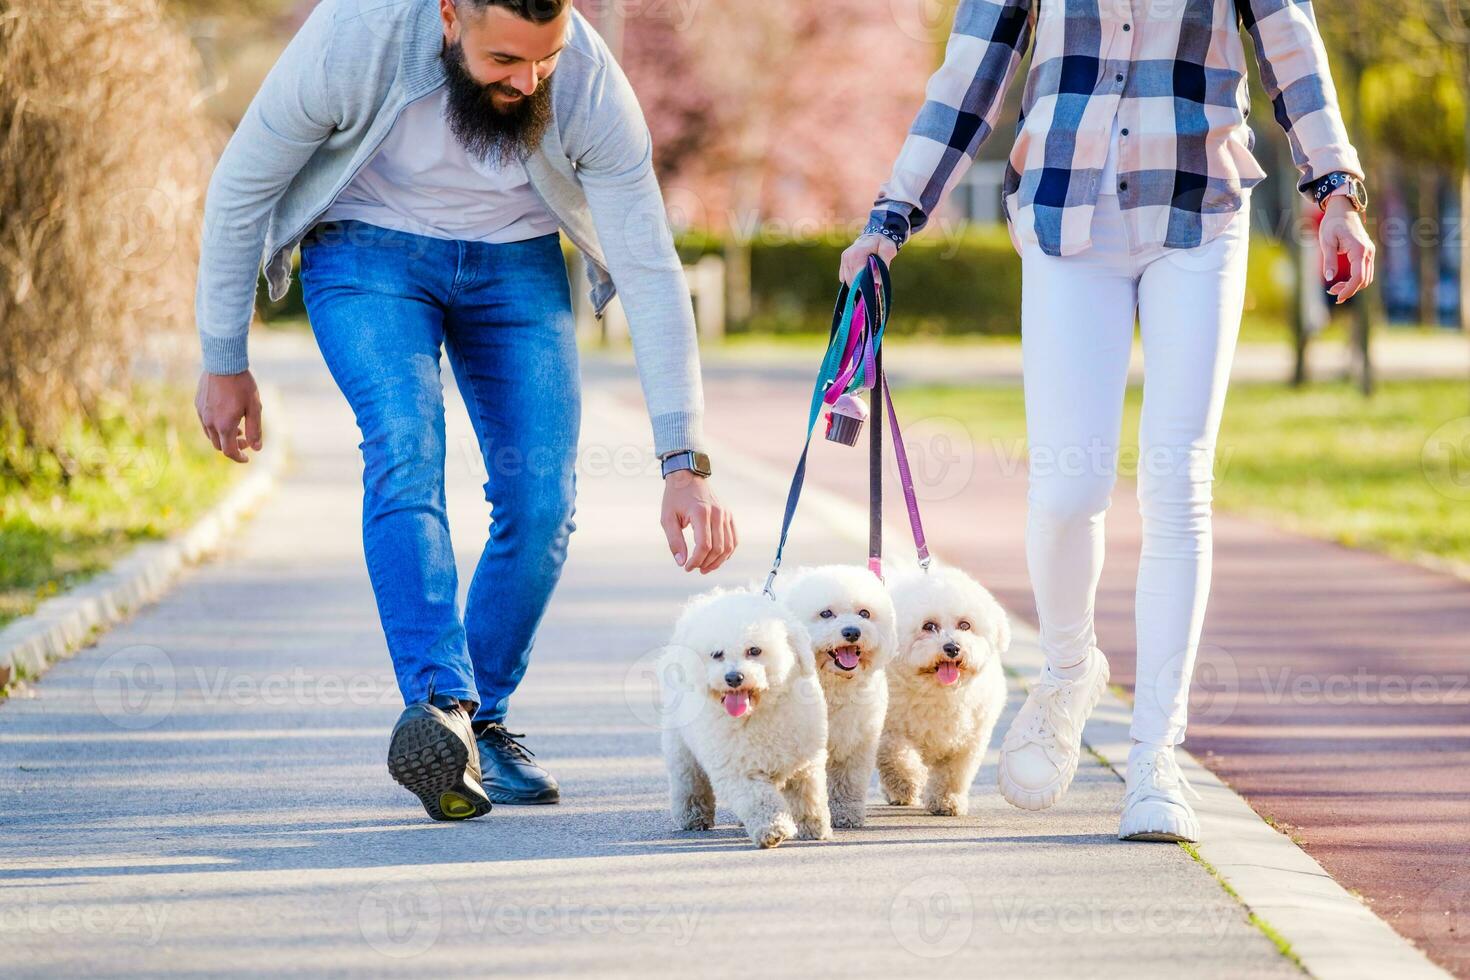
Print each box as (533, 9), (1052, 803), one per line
(935, 662), (961, 686)
(722, 691), (751, 718)
(835, 647), (862, 670)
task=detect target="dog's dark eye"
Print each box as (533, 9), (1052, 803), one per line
(746, 647), (762, 658)
(858, 609), (871, 619)
(710, 650), (724, 661)
(923, 621), (939, 633)
(819, 609), (835, 619)
(957, 620), (972, 631)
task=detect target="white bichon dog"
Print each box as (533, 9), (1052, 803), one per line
(879, 565), (1010, 816)
(778, 565), (897, 828)
(660, 588), (832, 848)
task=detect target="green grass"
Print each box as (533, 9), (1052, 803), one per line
(708, 315), (1449, 356)
(0, 385), (240, 628)
(1180, 843), (1307, 972)
(895, 378), (1470, 570)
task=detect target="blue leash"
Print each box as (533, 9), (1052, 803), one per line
(763, 257), (892, 597)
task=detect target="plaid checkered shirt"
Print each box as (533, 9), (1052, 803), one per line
(866, 0), (1364, 256)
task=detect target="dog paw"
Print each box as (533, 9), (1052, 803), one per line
(750, 814), (796, 848)
(925, 795), (968, 817)
(885, 793), (919, 807)
(677, 816), (713, 831)
(752, 825), (791, 849)
(797, 819), (833, 841)
(830, 807), (866, 829)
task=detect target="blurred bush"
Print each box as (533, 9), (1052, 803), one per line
(674, 229), (1290, 336)
(0, 0), (217, 456)
(260, 226), (1291, 336)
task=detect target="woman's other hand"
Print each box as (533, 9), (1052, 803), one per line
(839, 233), (899, 284)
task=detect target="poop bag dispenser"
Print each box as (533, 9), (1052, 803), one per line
(824, 392), (869, 446)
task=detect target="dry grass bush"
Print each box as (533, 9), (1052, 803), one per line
(0, 0), (218, 458)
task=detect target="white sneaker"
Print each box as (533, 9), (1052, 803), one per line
(1118, 742), (1201, 843)
(997, 648), (1109, 810)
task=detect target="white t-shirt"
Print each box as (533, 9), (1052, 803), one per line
(321, 89), (560, 244)
(1099, 112), (1121, 194)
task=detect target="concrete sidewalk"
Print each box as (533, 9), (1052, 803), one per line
(623, 354), (1470, 978)
(0, 332), (1298, 977)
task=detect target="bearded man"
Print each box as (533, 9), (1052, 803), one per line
(192, 0), (732, 821)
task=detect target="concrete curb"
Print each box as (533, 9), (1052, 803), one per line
(587, 388), (1452, 980)
(1013, 632), (1451, 980)
(0, 386), (289, 690)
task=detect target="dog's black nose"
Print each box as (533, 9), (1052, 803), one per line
(724, 670), (744, 688)
(943, 642), (961, 657)
(841, 625), (862, 642)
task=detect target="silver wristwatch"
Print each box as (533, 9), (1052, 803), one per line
(660, 450), (713, 479)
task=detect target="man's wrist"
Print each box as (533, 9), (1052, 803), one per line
(200, 332), (251, 377)
(659, 449), (712, 479)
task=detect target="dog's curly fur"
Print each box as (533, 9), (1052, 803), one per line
(660, 588), (832, 848)
(779, 565), (896, 828)
(879, 565), (1009, 816)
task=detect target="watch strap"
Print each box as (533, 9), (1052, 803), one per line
(1314, 172), (1366, 212)
(660, 450), (711, 479)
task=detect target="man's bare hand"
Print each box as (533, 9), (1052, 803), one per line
(839, 233), (898, 285)
(195, 370), (263, 463)
(660, 472), (736, 574)
(1319, 196), (1375, 304)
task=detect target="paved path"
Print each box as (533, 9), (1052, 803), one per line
(0, 333), (1299, 977)
(622, 357), (1470, 978)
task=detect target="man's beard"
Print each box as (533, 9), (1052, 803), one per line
(441, 39), (552, 167)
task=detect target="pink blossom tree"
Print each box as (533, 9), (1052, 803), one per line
(589, 0), (940, 236)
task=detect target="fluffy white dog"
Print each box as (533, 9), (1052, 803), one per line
(660, 588), (832, 848)
(778, 565), (896, 828)
(879, 565), (1009, 816)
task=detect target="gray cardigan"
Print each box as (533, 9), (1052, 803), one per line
(196, 0), (704, 454)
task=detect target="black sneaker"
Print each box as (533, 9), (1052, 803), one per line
(474, 723), (560, 805)
(387, 693), (492, 821)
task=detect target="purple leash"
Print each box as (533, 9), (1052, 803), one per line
(881, 370), (931, 570)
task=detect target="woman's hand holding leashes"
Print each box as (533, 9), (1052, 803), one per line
(762, 254), (932, 599)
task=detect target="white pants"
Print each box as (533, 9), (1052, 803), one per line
(1020, 192), (1249, 745)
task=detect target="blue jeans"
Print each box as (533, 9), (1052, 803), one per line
(300, 220), (579, 723)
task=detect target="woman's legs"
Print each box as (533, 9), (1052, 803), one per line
(1129, 205), (1249, 746)
(1001, 194), (1249, 823)
(1020, 200), (1136, 674)
(999, 195), (1136, 811)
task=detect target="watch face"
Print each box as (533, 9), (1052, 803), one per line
(662, 451), (713, 478)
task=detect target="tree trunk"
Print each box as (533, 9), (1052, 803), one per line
(1285, 142), (1310, 386)
(724, 236), (752, 330)
(1419, 166), (1440, 327)
(1352, 299), (1373, 395)
(1461, 118), (1469, 335)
